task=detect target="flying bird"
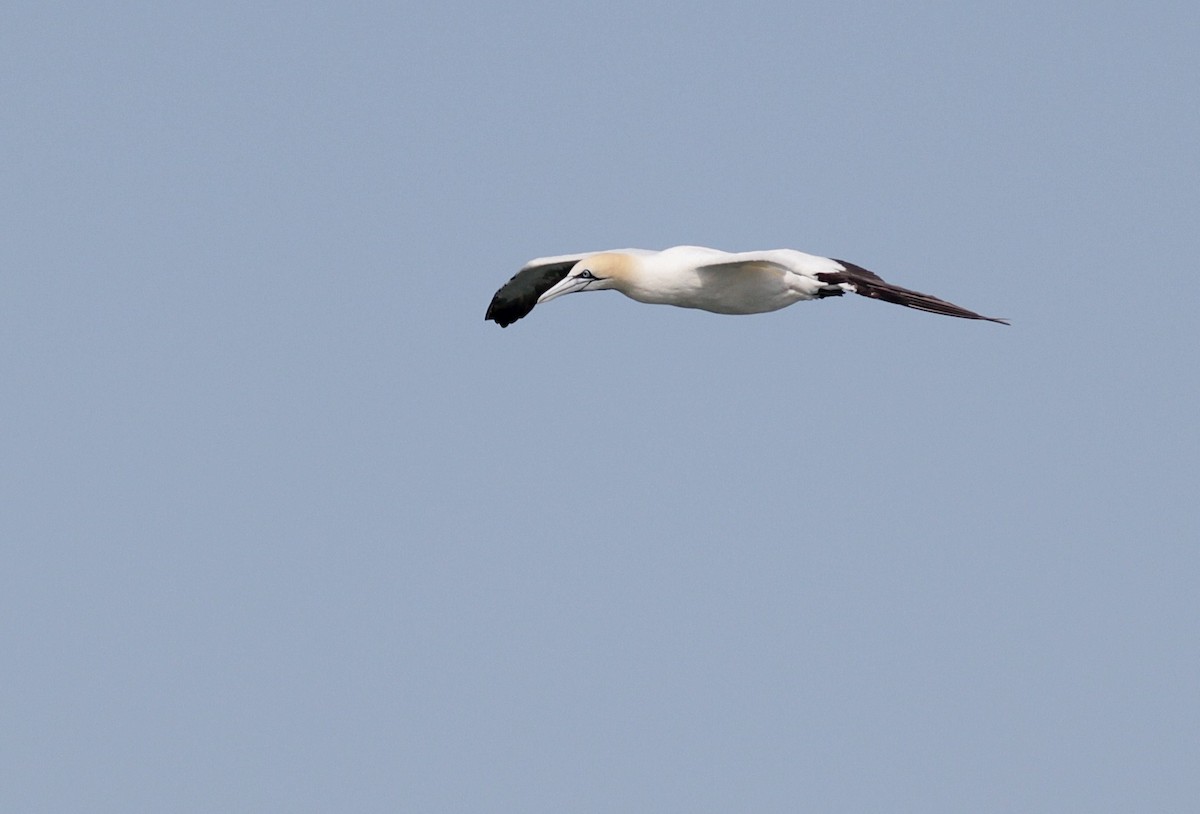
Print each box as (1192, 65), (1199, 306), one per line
(485, 245), (1007, 327)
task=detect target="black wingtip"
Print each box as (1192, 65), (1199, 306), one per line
(485, 286), (535, 328)
(485, 260), (575, 328)
(484, 295), (507, 326)
(484, 299), (515, 328)
(822, 260), (1009, 325)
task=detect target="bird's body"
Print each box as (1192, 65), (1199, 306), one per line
(605, 245), (842, 314)
(485, 246), (1007, 327)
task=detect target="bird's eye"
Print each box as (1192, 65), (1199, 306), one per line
(579, 270), (596, 280)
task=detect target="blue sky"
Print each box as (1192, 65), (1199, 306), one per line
(3, 2), (1198, 811)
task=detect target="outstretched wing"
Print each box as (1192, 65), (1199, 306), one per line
(818, 259), (1009, 324)
(693, 259), (792, 275)
(485, 257), (580, 327)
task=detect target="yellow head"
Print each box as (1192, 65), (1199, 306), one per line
(536, 252), (636, 304)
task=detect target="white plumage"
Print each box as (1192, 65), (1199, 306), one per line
(486, 246), (1007, 327)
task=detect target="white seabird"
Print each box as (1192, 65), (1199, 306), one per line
(485, 245), (1007, 327)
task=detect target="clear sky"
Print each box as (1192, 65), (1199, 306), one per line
(3, 1), (1198, 811)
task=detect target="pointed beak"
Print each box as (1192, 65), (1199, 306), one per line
(537, 275), (591, 304)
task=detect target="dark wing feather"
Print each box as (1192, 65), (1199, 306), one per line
(485, 260), (576, 327)
(819, 259), (1009, 325)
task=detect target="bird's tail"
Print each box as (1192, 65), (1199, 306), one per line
(820, 260), (1009, 325)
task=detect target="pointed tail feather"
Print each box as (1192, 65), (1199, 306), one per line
(820, 260), (1009, 325)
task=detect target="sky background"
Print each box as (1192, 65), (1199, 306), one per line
(3, 1), (1198, 811)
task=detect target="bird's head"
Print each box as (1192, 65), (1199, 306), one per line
(536, 252), (631, 304)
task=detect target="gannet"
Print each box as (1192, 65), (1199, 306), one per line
(485, 246), (1007, 327)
